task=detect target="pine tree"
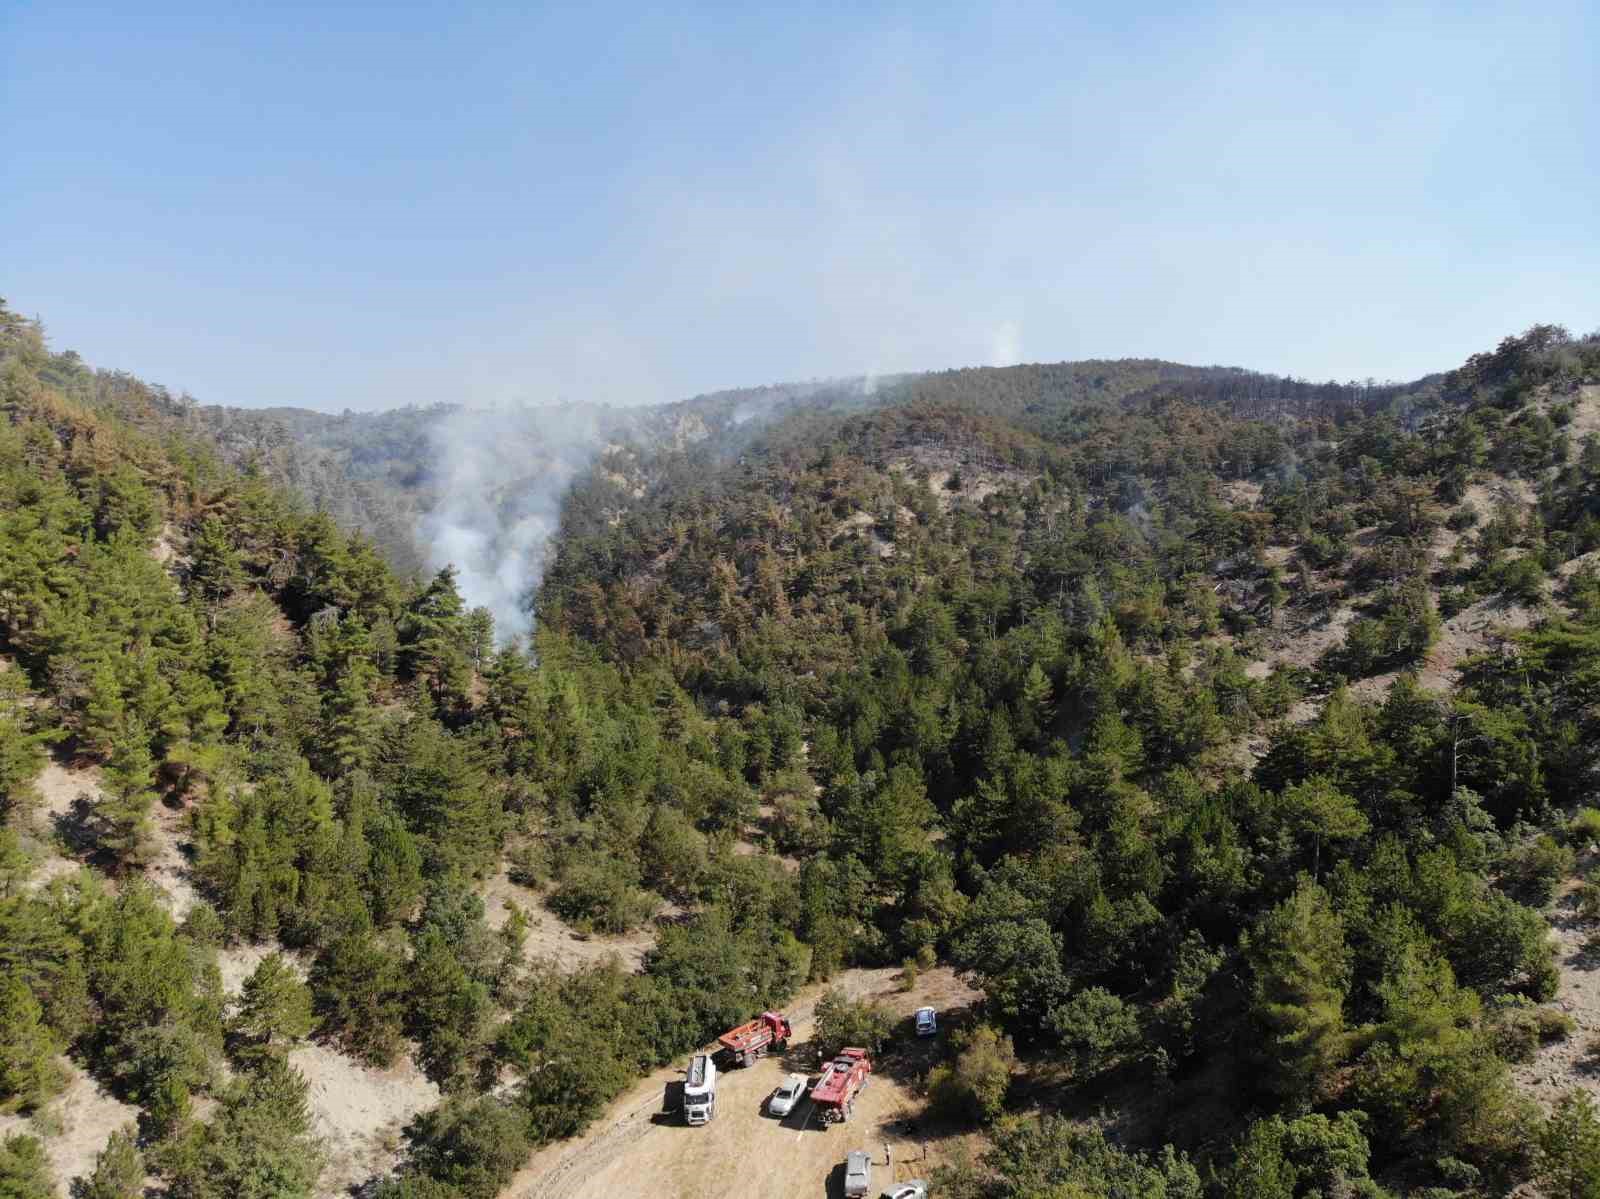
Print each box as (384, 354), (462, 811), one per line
(78, 1124), (144, 1199)
(80, 659), (126, 756)
(399, 567), (468, 700)
(320, 660), (378, 774)
(1243, 880), (1350, 1104)
(363, 805), (423, 928)
(0, 973), (62, 1111)
(97, 720), (158, 869)
(0, 1134), (55, 1199)
(0, 672), (56, 820)
(165, 1057), (324, 1199)
(1539, 1091), (1600, 1199)
(231, 953), (314, 1058)
(188, 515), (244, 602)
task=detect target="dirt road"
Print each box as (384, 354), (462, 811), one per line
(503, 966), (979, 1199)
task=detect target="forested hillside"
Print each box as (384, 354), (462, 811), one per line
(7, 299), (1600, 1199)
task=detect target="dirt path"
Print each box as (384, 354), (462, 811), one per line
(502, 967), (980, 1199)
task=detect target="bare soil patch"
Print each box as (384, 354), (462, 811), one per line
(1514, 879), (1600, 1109)
(148, 797), (200, 919)
(0, 1058), (139, 1191)
(1255, 606), (1356, 674)
(480, 868), (656, 973)
(1220, 480), (1263, 509)
(291, 1042), (440, 1197)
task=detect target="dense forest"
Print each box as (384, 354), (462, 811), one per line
(6, 297), (1600, 1199)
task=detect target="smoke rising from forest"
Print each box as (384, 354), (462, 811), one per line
(420, 405), (605, 644)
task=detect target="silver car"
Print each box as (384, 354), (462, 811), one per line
(767, 1072), (807, 1117)
(844, 1150), (872, 1198)
(914, 1006), (938, 1037)
(883, 1184), (930, 1199)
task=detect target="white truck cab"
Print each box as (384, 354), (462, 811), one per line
(683, 1052), (717, 1124)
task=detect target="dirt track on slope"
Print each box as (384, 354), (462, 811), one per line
(502, 967), (981, 1199)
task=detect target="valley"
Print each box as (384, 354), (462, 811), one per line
(6, 306), (1600, 1199)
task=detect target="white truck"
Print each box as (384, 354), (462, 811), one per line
(683, 1052), (717, 1125)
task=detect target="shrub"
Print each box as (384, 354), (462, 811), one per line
(813, 989), (894, 1059)
(1537, 1008), (1577, 1043)
(504, 841), (550, 888)
(1438, 586), (1475, 620)
(927, 1026), (1016, 1124)
(1579, 883), (1600, 920)
(1496, 556), (1548, 605)
(548, 857), (658, 935)
(768, 791), (830, 856)
(1046, 987), (1140, 1077)
(899, 958), (918, 993)
(1492, 1004), (1542, 1063)
(1499, 835), (1575, 907)
(1567, 809), (1600, 848)
(385, 1096), (531, 1199)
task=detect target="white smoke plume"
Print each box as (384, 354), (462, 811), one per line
(419, 404), (606, 644)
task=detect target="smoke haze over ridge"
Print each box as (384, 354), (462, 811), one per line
(419, 405), (605, 642)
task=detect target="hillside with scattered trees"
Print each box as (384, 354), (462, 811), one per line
(7, 298), (1600, 1198)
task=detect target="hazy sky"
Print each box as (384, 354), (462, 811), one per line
(4, 1), (1597, 411)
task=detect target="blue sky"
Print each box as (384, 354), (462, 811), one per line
(3, 1), (1597, 411)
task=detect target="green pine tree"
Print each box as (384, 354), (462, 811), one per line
(1243, 880), (1350, 1104)
(0, 973), (62, 1111)
(78, 1124), (144, 1199)
(0, 1133), (55, 1199)
(97, 721), (158, 869)
(231, 953), (314, 1058)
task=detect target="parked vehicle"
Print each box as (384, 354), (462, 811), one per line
(812, 1047), (872, 1124)
(882, 1184), (929, 1199)
(683, 1052), (717, 1125)
(844, 1149), (872, 1197)
(717, 1011), (792, 1067)
(914, 1006), (938, 1037)
(767, 1071), (808, 1117)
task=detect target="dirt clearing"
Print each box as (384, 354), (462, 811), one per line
(480, 868), (656, 973)
(0, 1058), (139, 1189)
(504, 966), (980, 1199)
(1514, 874), (1600, 1109)
(290, 1042), (440, 1196)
